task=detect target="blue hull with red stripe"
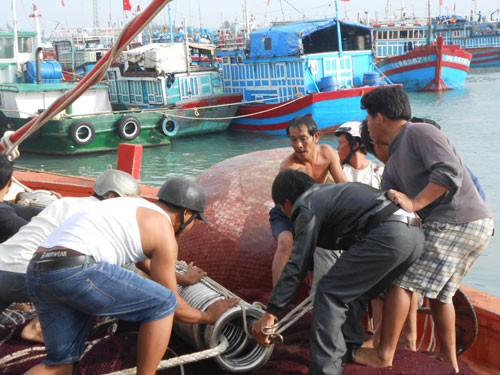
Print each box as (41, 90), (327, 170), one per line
(377, 37), (472, 91)
(231, 86), (383, 134)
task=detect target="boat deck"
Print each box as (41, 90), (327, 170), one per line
(0, 314), (480, 375)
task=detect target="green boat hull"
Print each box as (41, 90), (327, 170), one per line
(0, 110), (171, 155)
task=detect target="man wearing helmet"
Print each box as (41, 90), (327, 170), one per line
(0, 169), (140, 340)
(270, 115), (347, 287)
(335, 121), (383, 189)
(24, 177), (238, 375)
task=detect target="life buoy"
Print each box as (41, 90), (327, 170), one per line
(69, 120), (95, 146)
(116, 115), (140, 140)
(159, 116), (178, 137)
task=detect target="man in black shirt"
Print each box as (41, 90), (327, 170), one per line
(253, 169), (424, 375)
(0, 155), (41, 242)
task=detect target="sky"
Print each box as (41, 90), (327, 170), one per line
(2, 0), (499, 38)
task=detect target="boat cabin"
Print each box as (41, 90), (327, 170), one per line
(372, 22), (430, 60)
(216, 18), (375, 103)
(0, 31), (37, 84)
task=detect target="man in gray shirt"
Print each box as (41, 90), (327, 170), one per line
(355, 86), (494, 373)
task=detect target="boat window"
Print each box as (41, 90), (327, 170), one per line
(19, 37), (33, 53)
(408, 30), (413, 38)
(264, 37), (272, 51)
(400, 30), (408, 39)
(0, 37), (14, 59)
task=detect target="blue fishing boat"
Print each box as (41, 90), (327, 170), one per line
(216, 18), (392, 134)
(372, 19), (473, 91)
(433, 16), (500, 67)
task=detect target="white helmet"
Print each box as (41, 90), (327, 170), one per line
(93, 169), (140, 198)
(335, 121), (362, 139)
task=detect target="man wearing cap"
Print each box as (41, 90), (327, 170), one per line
(0, 169), (140, 340)
(270, 115), (347, 287)
(24, 177), (238, 375)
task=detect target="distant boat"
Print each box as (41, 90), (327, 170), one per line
(107, 42), (242, 138)
(433, 16), (500, 67)
(374, 31), (472, 91)
(216, 18), (394, 134)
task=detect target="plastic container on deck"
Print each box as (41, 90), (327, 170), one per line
(362, 72), (381, 86)
(24, 60), (63, 83)
(319, 76), (339, 92)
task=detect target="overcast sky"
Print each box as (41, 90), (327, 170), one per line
(2, 0), (498, 37)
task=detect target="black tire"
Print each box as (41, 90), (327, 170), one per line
(69, 120), (95, 146)
(116, 115), (141, 141)
(159, 116), (178, 137)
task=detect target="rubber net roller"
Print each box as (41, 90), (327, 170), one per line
(174, 262), (274, 373)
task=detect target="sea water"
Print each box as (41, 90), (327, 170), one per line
(15, 67), (500, 297)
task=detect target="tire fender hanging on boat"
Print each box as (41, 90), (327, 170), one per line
(69, 120), (95, 146)
(159, 115), (178, 137)
(116, 115), (141, 141)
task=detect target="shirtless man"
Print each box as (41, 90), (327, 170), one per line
(25, 177), (238, 375)
(270, 115), (347, 286)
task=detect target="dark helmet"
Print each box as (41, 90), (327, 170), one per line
(157, 177), (208, 224)
(94, 169), (140, 198)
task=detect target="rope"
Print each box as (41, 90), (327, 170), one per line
(260, 296), (314, 344)
(0, 131), (20, 161)
(105, 336), (229, 375)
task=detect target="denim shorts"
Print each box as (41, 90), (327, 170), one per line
(26, 258), (178, 366)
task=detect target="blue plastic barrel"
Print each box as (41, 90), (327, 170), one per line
(362, 72), (381, 86)
(319, 76), (339, 92)
(24, 60), (63, 83)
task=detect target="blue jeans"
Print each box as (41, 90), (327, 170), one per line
(26, 258), (178, 366)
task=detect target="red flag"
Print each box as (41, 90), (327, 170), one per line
(439, 0), (444, 6)
(123, 0), (132, 11)
(61, 0), (65, 6)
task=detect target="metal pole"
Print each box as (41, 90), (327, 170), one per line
(335, 0), (343, 56)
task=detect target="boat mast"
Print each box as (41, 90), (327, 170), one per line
(335, 0), (343, 56)
(28, 4), (42, 48)
(12, 0), (19, 70)
(426, 0), (431, 45)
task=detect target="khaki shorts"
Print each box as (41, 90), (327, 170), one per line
(394, 218), (494, 303)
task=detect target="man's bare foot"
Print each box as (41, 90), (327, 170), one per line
(20, 318), (44, 344)
(430, 353), (459, 373)
(353, 347), (392, 368)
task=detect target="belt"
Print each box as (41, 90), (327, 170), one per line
(29, 248), (95, 272)
(385, 214), (421, 228)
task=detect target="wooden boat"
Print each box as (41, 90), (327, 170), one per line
(1, 148), (498, 374)
(433, 16), (500, 67)
(376, 35), (472, 91)
(216, 18), (394, 134)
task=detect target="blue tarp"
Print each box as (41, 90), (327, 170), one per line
(248, 18), (370, 58)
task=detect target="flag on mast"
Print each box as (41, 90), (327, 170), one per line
(61, 0), (65, 6)
(123, 0), (132, 11)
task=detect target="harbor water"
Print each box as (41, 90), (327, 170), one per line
(15, 67), (500, 298)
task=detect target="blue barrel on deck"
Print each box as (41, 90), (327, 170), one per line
(319, 76), (339, 92)
(24, 59), (63, 83)
(362, 72), (381, 86)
